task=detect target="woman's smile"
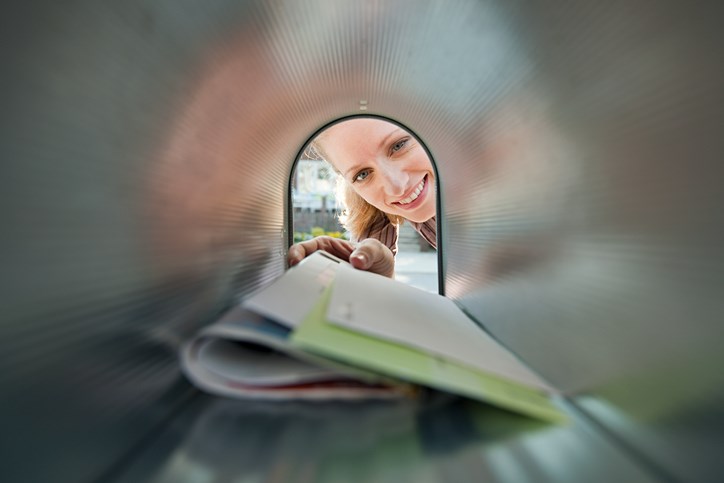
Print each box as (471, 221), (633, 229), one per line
(392, 174), (429, 211)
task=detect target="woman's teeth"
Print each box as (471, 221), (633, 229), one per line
(398, 178), (425, 205)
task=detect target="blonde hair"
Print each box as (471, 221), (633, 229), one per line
(308, 139), (403, 240)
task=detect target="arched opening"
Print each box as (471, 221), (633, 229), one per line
(290, 115), (442, 294)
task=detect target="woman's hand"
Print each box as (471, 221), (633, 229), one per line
(287, 236), (395, 278)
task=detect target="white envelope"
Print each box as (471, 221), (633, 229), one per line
(243, 251), (347, 327)
(326, 265), (554, 392)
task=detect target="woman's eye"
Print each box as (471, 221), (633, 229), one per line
(354, 169), (371, 182)
(391, 137), (409, 154)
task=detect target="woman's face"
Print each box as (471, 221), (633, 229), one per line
(319, 119), (436, 223)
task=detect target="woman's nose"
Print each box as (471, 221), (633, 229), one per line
(381, 165), (409, 197)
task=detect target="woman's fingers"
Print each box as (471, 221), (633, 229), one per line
(288, 236), (394, 278)
(350, 238), (395, 278)
(286, 243), (307, 266)
(287, 236), (355, 267)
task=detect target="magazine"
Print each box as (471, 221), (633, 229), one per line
(180, 306), (418, 400)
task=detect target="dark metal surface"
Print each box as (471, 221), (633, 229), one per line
(112, 394), (656, 483)
(2, 0), (723, 482)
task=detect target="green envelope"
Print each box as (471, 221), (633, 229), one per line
(291, 284), (568, 424)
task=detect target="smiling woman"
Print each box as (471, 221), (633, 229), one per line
(288, 117), (437, 279)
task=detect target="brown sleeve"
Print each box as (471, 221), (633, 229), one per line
(354, 213), (399, 257)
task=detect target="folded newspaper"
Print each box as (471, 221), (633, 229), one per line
(181, 251), (567, 423)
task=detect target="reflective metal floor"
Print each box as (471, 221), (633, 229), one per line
(112, 393), (659, 483)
